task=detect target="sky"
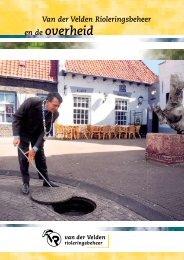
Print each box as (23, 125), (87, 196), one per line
(143, 60), (164, 75)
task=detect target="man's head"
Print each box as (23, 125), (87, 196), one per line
(45, 92), (63, 113)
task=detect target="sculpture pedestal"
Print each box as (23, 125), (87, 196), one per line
(145, 133), (184, 164)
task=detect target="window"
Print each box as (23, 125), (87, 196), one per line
(166, 93), (169, 104)
(0, 92), (16, 123)
(134, 112), (142, 125)
(115, 99), (128, 125)
(37, 93), (47, 100)
(73, 96), (90, 125)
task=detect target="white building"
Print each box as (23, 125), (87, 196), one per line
(159, 60), (184, 133)
(58, 60), (157, 134)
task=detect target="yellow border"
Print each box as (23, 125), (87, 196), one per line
(0, 0), (184, 35)
(1, 252), (184, 259)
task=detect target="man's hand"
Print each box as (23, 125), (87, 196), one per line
(25, 149), (36, 163)
(13, 138), (20, 147)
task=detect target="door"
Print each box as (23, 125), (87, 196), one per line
(152, 111), (158, 133)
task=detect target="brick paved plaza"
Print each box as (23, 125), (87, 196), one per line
(0, 137), (184, 221)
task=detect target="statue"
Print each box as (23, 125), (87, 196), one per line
(154, 74), (184, 134)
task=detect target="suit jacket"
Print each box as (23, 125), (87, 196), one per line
(12, 97), (59, 148)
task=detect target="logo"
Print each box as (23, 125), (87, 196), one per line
(42, 229), (61, 247)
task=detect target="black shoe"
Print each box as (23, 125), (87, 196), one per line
(22, 183), (29, 194)
(43, 180), (59, 187)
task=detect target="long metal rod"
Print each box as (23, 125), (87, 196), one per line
(17, 146), (52, 187)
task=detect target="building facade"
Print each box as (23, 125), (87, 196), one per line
(0, 60), (58, 136)
(58, 60), (158, 135)
(0, 60), (158, 137)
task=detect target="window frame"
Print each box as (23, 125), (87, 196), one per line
(115, 99), (128, 125)
(37, 93), (48, 100)
(0, 91), (17, 124)
(73, 95), (91, 125)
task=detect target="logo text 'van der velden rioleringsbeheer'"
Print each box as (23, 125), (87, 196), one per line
(31, 15), (151, 36)
(64, 234), (107, 247)
(42, 230), (109, 248)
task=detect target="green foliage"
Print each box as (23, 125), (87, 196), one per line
(144, 49), (184, 59)
(0, 42), (89, 49)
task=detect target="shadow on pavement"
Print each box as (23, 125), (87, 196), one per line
(1, 147), (184, 220)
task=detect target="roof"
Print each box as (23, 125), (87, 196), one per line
(64, 60), (158, 85)
(0, 60), (58, 82)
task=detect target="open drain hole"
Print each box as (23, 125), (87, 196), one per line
(52, 197), (96, 216)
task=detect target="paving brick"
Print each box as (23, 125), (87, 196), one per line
(1, 137), (184, 220)
(0, 176), (145, 221)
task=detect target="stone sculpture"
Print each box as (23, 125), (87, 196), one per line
(154, 74), (184, 134)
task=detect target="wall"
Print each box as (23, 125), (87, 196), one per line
(147, 82), (159, 133)
(58, 72), (149, 126)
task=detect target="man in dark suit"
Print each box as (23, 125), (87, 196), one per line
(12, 92), (63, 194)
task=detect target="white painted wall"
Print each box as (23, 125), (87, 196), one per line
(58, 71), (149, 126)
(159, 60), (184, 132)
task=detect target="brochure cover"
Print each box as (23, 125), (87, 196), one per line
(0, 0), (184, 259)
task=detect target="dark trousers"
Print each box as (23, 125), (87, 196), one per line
(18, 135), (49, 184)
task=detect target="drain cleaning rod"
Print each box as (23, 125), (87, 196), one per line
(17, 146), (52, 187)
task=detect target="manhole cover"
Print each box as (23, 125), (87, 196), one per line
(31, 187), (74, 204)
(52, 197), (96, 216)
